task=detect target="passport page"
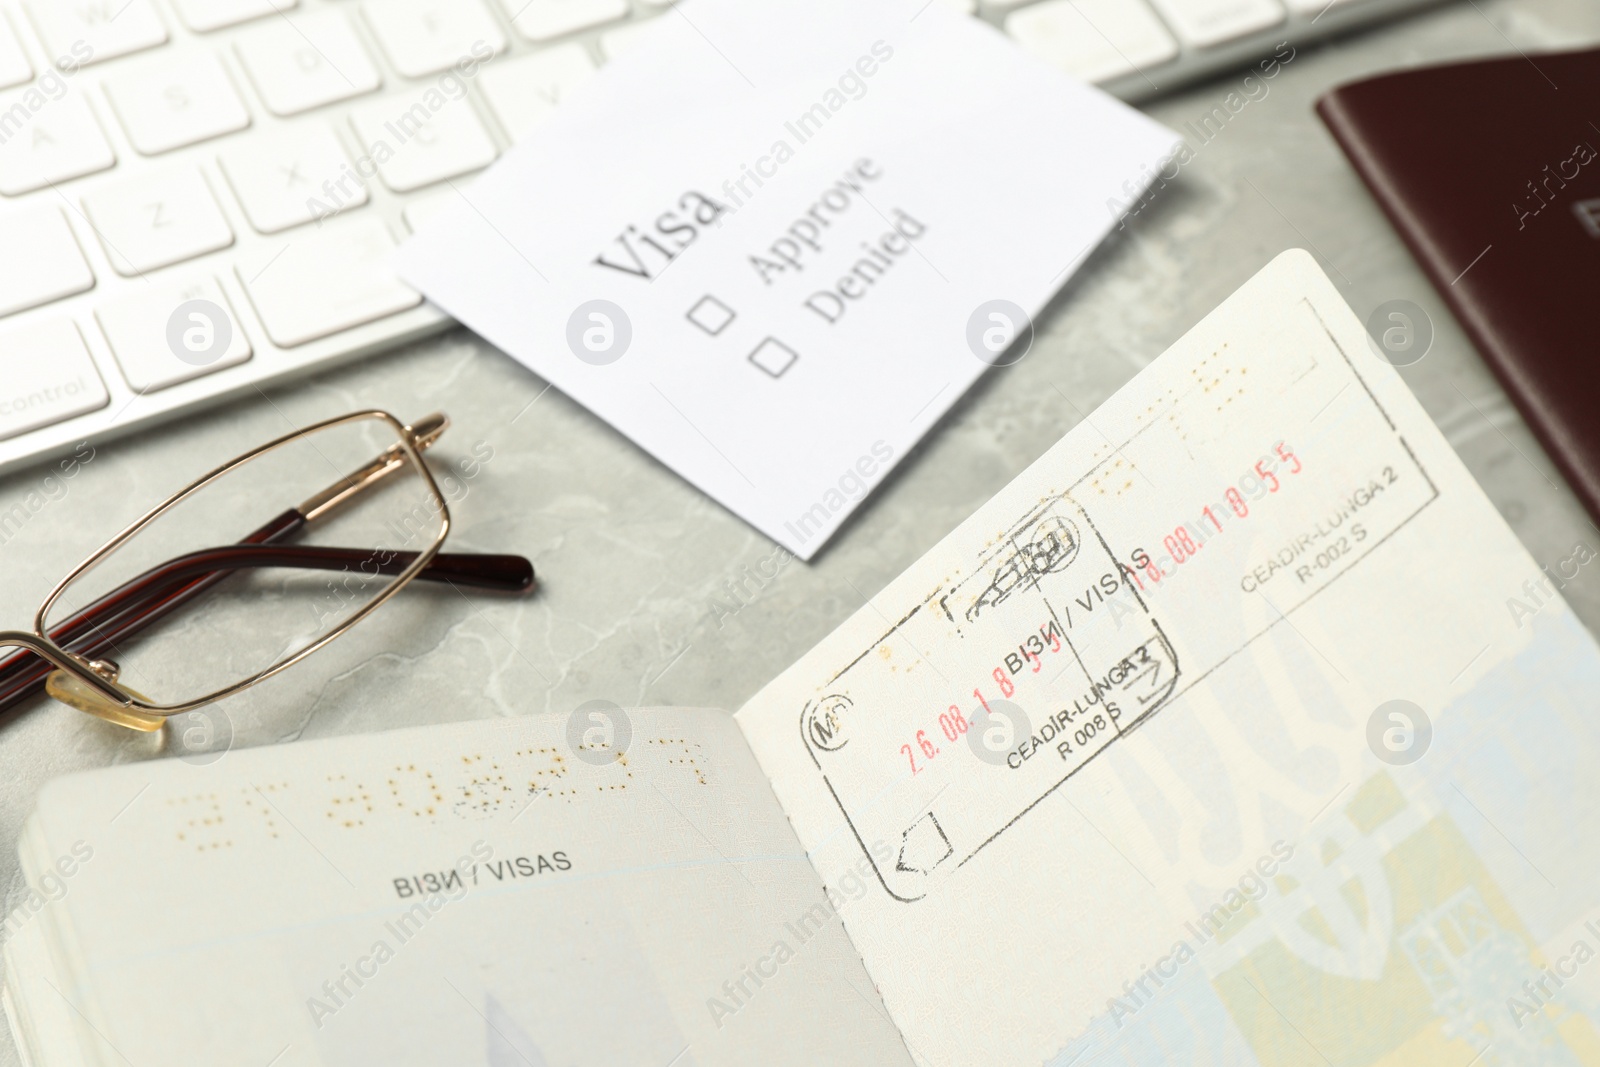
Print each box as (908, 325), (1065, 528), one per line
(735, 250), (1600, 1066)
(3, 709), (914, 1067)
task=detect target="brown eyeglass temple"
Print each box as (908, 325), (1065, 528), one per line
(0, 505), (535, 719)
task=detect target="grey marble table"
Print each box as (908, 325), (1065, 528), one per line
(2, 0), (1598, 1059)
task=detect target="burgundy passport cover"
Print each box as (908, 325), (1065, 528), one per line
(1317, 48), (1600, 523)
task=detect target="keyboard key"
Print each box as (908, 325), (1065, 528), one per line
(235, 11), (381, 117)
(349, 89), (496, 193)
(362, 0), (505, 78)
(402, 188), (455, 232)
(481, 43), (595, 140)
(24, 0), (167, 68)
(237, 216), (420, 347)
(495, 0), (627, 44)
(171, 0), (296, 33)
(82, 168), (234, 276)
(0, 13), (32, 89)
(1006, 0), (1179, 85)
(0, 89), (116, 195)
(0, 319), (109, 442)
(220, 124), (366, 233)
(1149, 0), (1283, 48)
(97, 276), (251, 391)
(0, 207), (95, 318)
(105, 54), (252, 155)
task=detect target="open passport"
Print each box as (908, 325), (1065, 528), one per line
(8, 251), (1600, 1066)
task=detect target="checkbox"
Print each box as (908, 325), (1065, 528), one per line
(686, 294), (735, 336)
(747, 337), (798, 378)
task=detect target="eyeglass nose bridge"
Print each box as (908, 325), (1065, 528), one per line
(0, 631), (165, 732)
(44, 659), (165, 733)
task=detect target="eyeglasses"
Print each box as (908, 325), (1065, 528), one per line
(0, 410), (534, 732)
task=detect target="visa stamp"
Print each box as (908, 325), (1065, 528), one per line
(799, 494), (1179, 901)
(788, 297), (1438, 903)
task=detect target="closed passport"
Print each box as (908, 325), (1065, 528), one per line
(1317, 48), (1600, 524)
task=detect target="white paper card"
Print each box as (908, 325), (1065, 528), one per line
(396, 0), (1178, 557)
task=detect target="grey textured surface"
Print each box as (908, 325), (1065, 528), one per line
(3, 0), (1599, 1058)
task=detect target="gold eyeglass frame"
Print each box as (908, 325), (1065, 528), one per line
(1, 410), (451, 732)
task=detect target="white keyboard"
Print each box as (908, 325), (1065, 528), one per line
(0, 0), (1447, 477)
